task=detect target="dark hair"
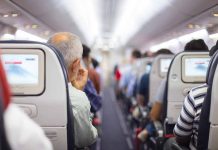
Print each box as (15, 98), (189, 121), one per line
(82, 44), (91, 58)
(142, 52), (148, 58)
(154, 49), (173, 56)
(92, 58), (99, 69)
(184, 39), (208, 51)
(209, 40), (218, 56)
(132, 49), (141, 58)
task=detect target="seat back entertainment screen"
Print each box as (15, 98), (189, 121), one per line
(159, 58), (172, 77)
(2, 54), (38, 85)
(1, 49), (44, 95)
(182, 56), (210, 83)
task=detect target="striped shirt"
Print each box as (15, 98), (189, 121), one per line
(174, 84), (208, 150)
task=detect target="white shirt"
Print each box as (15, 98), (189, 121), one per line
(68, 83), (98, 148)
(4, 104), (53, 150)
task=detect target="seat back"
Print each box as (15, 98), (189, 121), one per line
(166, 52), (209, 123)
(202, 50), (218, 150)
(0, 41), (74, 150)
(149, 54), (173, 105)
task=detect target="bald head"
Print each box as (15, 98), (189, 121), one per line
(47, 32), (83, 69)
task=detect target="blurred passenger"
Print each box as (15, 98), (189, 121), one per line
(82, 45), (102, 113)
(114, 65), (122, 99)
(48, 32), (97, 148)
(119, 49), (141, 94)
(137, 49), (173, 142)
(82, 44), (101, 94)
(114, 65), (122, 82)
(136, 49), (173, 108)
(92, 58), (104, 92)
(174, 41), (217, 150)
(184, 39), (208, 51)
(0, 57), (53, 150)
(138, 40), (210, 142)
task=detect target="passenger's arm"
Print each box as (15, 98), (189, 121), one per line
(149, 102), (162, 121)
(4, 104), (53, 150)
(174, 94), (196, 147)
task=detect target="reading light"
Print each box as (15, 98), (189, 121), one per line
(11, 13), (19, 17)
(3, 14), (9, 18)
(32, 24), (38, 29)
(213, 12), (218, 17)
(187, 24), (194, 29)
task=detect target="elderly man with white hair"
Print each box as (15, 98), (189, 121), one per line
(47, 32), (98, 148)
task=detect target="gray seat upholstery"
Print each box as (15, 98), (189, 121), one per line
(0, 41), (74, 150)
(166, 51), (209, 124)
(149, 54), (173, 105)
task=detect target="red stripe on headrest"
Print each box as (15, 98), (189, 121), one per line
(0, 53), (11, 109)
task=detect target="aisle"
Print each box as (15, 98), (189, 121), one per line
(100, 87), (133, 150)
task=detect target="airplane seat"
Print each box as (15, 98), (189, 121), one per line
(156, 51), (209, 150)
(0, 41), (74, 150)
(0, 57), (11, 150)
(149, 54), (173, 106)
(164, 51), (209, 134)
(197, 50), (218, 150)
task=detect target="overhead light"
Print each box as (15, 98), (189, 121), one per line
(15, 30), (46, 42)
(150, 39), (178, 52)
(209, 33), (218, 39)
(1, 34), (15, 40)
(178, 29), (208, 42)
(150, 29), (208, 52)
(3, 14), (9, 18)
(11, 13), (19, 17)
(112, 0), (172, 46)
(213, 12), (218, 17)
(62, 0), (101, 45)
(31, 24), (39, 29)
(187, 24), (194, 29)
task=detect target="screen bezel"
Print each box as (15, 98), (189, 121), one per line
(1, 48), (45, 95)
(159, 58), (172, 77)
(181, 55), (210, 83)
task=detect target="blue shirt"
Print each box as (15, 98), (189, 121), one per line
(84, 79), (102, 113)
(138, 73), (149, 105)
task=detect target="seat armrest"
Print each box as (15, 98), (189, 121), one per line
(153, 121), (164, 137)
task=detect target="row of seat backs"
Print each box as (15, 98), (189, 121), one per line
(198, 50), (218, 150)
(166, 51), (209, 123)
(0, 41), (74, 150)
(149, 54), (174, 105)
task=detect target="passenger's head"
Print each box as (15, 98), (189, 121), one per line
(154, 49), (173, 56)
(92, 58), (99, 69)
(130, 49), (141, 63)
(82, 44), (92, 68)
(209, 40), (218, 57)
(142, 52), (148, 58)
(184, 39), (208, 51)
(47, 32), (83, 81)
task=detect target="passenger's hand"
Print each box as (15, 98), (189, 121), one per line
(71, 67), (88, 90)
